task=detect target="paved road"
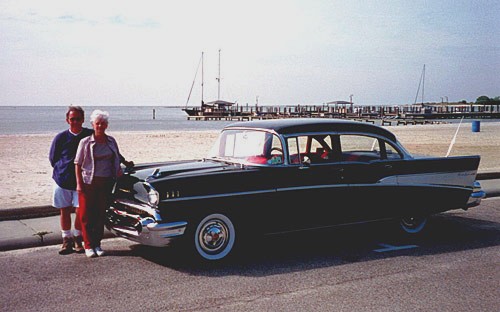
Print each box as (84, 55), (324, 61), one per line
(1, 197), (499, 311)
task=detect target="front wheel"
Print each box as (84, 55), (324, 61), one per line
(194, 213), (236, 261)
(400, 216), (428, 234)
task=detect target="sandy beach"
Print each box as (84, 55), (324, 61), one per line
(0, 122), (499, 210)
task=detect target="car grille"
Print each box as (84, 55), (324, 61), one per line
(119, 204), (148, 217)
(111, 198), (158, 219)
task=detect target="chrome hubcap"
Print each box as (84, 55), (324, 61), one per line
(199, 220), (228, 254)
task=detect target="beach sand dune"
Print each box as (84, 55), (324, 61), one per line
(0, 123), (498, 210)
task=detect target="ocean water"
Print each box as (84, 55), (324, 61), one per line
(1, 105), (497, 135)
(0, 106), (234, 135)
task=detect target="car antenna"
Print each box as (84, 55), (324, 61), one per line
(445, 117), (464, 157)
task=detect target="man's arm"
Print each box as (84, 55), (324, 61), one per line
(49, 135), (61, 167)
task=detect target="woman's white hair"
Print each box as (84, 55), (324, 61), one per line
(90, 109), (109, 124)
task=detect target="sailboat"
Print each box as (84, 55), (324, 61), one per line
(183, 50), (239, 117)
(414, 64), (426, 106)
(412, 64), (433, 116)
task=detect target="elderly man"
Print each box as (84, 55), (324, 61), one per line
(49, 106), (93, 254)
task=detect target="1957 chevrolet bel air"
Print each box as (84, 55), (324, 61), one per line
(106, 118), (485, 261)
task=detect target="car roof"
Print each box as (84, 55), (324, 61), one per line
(225, 118), (397, 141)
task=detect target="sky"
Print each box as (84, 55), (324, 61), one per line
(0, 0), (498, 106)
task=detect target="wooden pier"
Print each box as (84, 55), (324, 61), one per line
(184, 102), (500, 125)
(186, 115), (263, 121)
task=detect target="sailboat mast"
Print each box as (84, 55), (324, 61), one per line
(421, 64), (425, 105)
(185, 52), (203, 108)
(217, 49), (221, 100)
(413, 64), (426, 105)
(201, 51), (204, 106)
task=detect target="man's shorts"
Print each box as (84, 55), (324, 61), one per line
(52, 182), (79, 209)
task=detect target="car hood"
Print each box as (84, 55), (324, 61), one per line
(124, 159), (235, 182)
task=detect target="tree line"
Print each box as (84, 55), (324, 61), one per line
(475, 96), (500, 105)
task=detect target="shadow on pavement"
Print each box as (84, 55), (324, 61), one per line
(124, 212), (500, 276)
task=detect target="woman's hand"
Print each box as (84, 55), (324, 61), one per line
(123, 160), (134, 168)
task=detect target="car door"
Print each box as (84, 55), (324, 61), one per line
(271, 134), (346, 232)
(338, 134), (401, 222)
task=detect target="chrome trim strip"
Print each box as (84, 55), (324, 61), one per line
(391, 183), (471, 192)
(276, 184), (359, 192)
(162, 188), (277, 203)
(161, 176), (478, 203)
(161, 183), (398, 203)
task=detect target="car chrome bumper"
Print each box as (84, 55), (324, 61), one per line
(106, 204), (187, 247)
(466, 181), (486, 209)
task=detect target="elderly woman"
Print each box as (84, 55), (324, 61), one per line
(75, 109), (128, 258)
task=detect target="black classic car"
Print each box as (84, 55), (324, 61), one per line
(106, 119), (485, 261)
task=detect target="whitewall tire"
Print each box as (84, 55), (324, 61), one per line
(194, 213), (236, 261)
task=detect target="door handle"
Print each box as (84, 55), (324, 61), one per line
(384, 164), (393, 169)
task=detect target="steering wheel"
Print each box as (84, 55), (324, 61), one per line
(270, 147), (283, 154)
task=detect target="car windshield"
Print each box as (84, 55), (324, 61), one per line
(207, 129), (284, 165)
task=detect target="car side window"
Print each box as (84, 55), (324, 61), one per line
(339, 134), (383, 162)
(268, 134), (284, 165)
(287, 135), (340, 164)
(287, 136), (314, 164)
(384, 141), (403, 160)
(287, 136), (302, 164)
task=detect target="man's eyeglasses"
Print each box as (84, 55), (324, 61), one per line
(69, 118), (83, 122)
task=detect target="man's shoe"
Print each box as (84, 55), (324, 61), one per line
(85, 249), (97, 258)
(58, 237), (74, 255)
(94, 246), (105, 257)
(74, 236), (84, 253)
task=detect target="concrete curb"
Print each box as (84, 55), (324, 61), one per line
(0, 215), (115, 252)
(0, 206), (57, 221)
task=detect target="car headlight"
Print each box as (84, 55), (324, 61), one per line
(148, 186), (160, 206)
(133, 182), (159, 207)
